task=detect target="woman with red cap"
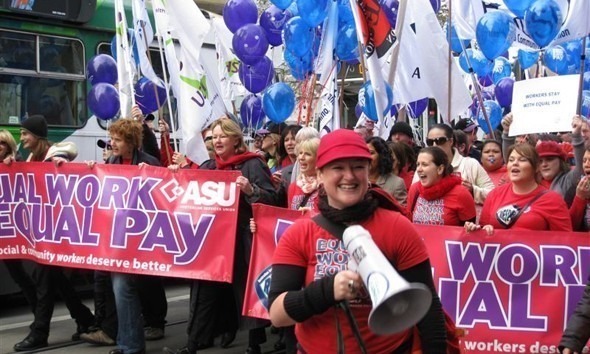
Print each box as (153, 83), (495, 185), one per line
(465, 143), (572, 233)
(269, 129), (447, 353)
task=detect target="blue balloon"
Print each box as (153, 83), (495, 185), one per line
(584, 72), (590, 91)
(260, 6), (294, 46)
(232, 24), (269, 65)
(284, 50), (313, 80)
(408, 98), (429, 119)
(358, 81), (393, 122)
(470, 92), (495, 117)
(472, 49), (494, 77)
(518, 49), (539, 69)
(476, 11), (516, 60)
(524, 0), (563, 48)
(134, 77), (167, 115)
(240, 94), (265, 128)
(88, 83), (120, 120)
(223, 0), (258, 33)
(297, 0), (329, 27)
(283, 16), (314, 57)
(477, 100), (502, 134)
(238, 57), (275, 94)
(458, 49), (474, 73)
(286, 1), (299, 16)
(87, 54), (117, 85)
(446, 22), (470, 54)
(430, 0), (440, 13)
(581, 90), (590, 118)
(503, 0), (534, 18)
(494, 77), (515, 108)
(492, 57), (512, 84)
(263, 83), (295, 122)
(336, 23), (359, 62)
(271, 0), (293, 10)
(544, 45), (569, 74)
(378, 0), (399, 28)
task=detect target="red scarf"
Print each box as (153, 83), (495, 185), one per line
(214, 151), (264, 170)
(417, 175), (462, 201)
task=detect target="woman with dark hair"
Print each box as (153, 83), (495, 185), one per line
(367, 136), (407, 205)
(415, 123), (493, 205)
(165, 117), (279, 354)
(408, 147), (476, 226)
(481, 140), (507, 187)
(268, 129), (447, 353)
(278, 124), (302, 169)
(6, 115), (95, 352)
(388, 140), (416, 191)
(466, 144), (572, 233)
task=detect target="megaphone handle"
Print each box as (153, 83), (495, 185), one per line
(338, 301), (368, 354)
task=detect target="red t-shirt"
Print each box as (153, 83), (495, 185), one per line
(487, 165), (508, 187)
(407, 183), (476, 226)
(272, 208), (429, 354)
(287, 183), (319, 212)
(479, 184), (572, 231)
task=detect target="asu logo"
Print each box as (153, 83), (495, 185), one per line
(180, 75), (209, 107)
(225, 58), (240, 76)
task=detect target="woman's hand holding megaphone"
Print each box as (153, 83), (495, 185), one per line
(334, 270), (362, 301)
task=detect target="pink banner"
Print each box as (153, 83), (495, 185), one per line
(244, 204), (590, 353)
(0, 162), (240, 282)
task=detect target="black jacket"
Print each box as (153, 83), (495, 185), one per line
(106, 149), (161, 167)
(559, 280), (590, 353)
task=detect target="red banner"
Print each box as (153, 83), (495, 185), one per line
(0, 162), (240, 282)
(244, 204), (590, 353)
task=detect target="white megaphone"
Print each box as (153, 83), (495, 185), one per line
(343, 225), (432, 335)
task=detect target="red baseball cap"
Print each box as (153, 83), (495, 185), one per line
(536, 140), (567, 161)
(316, 129), (372, 169)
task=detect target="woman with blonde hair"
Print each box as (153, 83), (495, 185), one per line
(0, 129), (18, 162)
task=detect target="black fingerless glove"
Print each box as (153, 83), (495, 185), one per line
(283, 275), (336, 322)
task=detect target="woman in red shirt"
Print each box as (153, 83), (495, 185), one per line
(407, 147), (476, 226)
(466, 144), (572, 233)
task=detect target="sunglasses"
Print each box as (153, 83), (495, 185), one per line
(426, 137), (449, 146)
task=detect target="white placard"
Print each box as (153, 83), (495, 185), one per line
(510, 75), (580, 136)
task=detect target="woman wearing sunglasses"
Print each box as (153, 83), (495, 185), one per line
(415, 124), (494, 205)
(465, 144), (572, 234)
(408, 147), (476, 226)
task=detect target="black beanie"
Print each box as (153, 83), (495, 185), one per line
(389, 121), (413, 139)
(21, 115), (48, 139)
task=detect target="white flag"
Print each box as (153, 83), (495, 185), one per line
(316, 0), (340, 135)
(211, 17), (247, 102)
(132, 0), (163, 87)
(391, 0), (472, 122)
(549, 0), (590, 46)
(166, 0), (227, 164)
(452, 0), (484, 40)
(152, 0), (181, 97)
(114, 0), (136, 118)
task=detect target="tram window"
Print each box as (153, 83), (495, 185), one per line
(39, 37), (84, 75)
(0, 30), (85, 127)
(0, 31), (35, 71)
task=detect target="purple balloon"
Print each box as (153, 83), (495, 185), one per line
(378, 0), (399, 28)
(88, 83), (120, 120)
(478, 74), (494, 87)
(232, 24), (269, 65)
(239, 57), (275, 94)
(260, 6), (294, 46)
(494, 77), (515, 108)
(240, 94), (265, 128)
(355, 103), (362, 118)
(134, 77), (167, 115)
(87, 54), (118, 85)
(408, 98), (429, 119)
(223, 0), (258, 33)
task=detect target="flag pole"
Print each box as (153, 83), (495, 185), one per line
(576, 36), (587, 116)
(386, 0), (407, 123)
(447, 0), (453, 123)
(458, 39), (495, 140)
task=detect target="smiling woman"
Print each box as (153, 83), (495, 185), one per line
(268, 129), (448, 354)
